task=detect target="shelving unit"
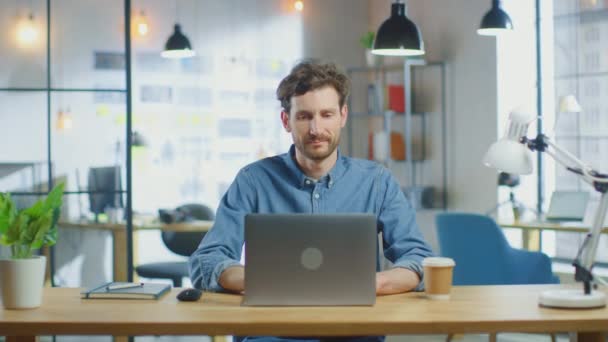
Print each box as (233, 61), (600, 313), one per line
(346, 59), (447, 210)
(1, 0), (134, 283)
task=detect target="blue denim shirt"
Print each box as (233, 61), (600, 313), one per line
(189, 145), (434, 293)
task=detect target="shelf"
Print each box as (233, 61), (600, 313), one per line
(388, 159), (426, 164)
(350, 111), (432, 117)
(0, 88), (127, 93)
(346, 65), (405, 73)
(346, 59), (447, 211)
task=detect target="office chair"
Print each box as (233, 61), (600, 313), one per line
(435, 212), (559, 342)
(135, 203), (214, 287)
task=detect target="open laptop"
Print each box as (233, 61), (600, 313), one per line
(243, 213), (377, 306)
(545, 191), (590, 222)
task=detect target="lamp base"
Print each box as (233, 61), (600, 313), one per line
(539, 289), (606, 309)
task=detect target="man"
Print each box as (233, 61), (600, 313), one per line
(189, 60), (434, 341)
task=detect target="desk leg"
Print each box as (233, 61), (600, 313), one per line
(522, 229), (540, 251)
(132, 230), (139, 283)
(577, 332), (606, 342)
(114, 337), (128, 342)
(212, 336), (228, 342)
(7, 336), (38, 342)
(113, 229), (127, 282)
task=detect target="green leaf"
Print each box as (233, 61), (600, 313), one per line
(44, 182), (64, 212)
(0, 193), (17, 238)
(359, 31), (375, 49)
(23, 198), (45, 217)
(1, 182), (65, 258)
(5, 212), (27, 245)
(30, 212), (53, 249)
(43, 226), (58, 247)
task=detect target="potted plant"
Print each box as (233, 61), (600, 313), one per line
(359, 31), (379, 67)
(0, 182), (64, 309)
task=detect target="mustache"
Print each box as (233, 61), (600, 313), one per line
(305, 134), (330, 143)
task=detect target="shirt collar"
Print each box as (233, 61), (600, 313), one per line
(282, 144), (347, 189)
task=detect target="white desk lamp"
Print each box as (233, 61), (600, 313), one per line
(484, 109), (608, 309)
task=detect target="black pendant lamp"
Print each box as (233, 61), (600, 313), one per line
(372, 0), (424, 56)
(477, 0), (513, 36)
(161, 24), (195, 59)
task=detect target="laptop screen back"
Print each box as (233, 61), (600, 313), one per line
(243, 213), (377, 306)
(546, 191), (590, 222)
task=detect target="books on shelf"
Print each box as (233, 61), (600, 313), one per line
(81, 282), (171, 300)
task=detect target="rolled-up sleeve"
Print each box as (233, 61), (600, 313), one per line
(377, 168), (435, 292)
(189, 168), (256, 291)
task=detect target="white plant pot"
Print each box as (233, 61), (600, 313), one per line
(0, 255), (46, 309)
(365, 49), (376, 67)
(365, 49), (381, 67)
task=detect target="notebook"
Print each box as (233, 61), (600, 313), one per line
(242, 213), (377, 306)
(81, 282), (171, 300)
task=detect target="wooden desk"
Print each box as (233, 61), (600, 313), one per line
(499, 220), (608, 251)
(58, 219), (214, 281)
(1, 285), (607, 342)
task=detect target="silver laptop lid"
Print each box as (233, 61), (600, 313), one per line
(546, 191), (590, 222)
(243, 213), (377, 306)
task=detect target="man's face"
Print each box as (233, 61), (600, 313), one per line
(281, 86), (348, 161)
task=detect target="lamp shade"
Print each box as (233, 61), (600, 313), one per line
(371, 2), (424, 56)
(559, 95), (582, 113)
(477, 0), (513, 36)
(161, 24), (195, 59)
(483, 139), (533, 175)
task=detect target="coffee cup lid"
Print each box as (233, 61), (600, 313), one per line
(422, 257), (455, 267)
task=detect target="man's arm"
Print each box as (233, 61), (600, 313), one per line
(188, 168), (256, 291)
(376, 168), (434, 293)
(376, 268), (420, 295)
(219, 265), (245, 293)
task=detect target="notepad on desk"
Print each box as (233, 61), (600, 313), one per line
(81, 282), (171, 300)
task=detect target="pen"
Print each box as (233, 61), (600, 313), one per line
(107, 283), (144, 291)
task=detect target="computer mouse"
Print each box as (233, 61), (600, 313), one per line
(177, 288), (203, 302)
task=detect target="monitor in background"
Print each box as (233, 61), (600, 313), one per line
(88, 166), (123, 221)
(546, 191), (590, 222)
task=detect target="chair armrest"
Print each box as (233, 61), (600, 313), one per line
(506, 247), (560, 284)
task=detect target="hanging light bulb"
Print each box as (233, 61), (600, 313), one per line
(161, 2), (195, 59)
(161, 24), (195, 58)
(372, 0), (424, 56)
(136, 11), (149, 36)
(17, 13), (38, 46)
(294, 0), (304, 12)
(56, 108), (73, 131)
(477, 0), (513, 36)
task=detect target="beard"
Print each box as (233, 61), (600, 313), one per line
(294, 132), (340, 161)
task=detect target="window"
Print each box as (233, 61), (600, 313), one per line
(543, 0), (608, 264)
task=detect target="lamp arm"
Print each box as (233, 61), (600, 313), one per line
(544, 138), (608, 185)
(527, 134), (608, 293)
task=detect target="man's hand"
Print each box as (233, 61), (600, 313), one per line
(218, 265), (245, 293)
(376, 268), (420, 295)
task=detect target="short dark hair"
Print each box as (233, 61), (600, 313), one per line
(276, 60), (350, 114)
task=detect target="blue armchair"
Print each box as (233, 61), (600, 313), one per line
(435, 212), (559, 285)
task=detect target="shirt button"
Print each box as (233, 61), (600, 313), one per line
(329, 180), (333, 186)
(314, 193), (320, 199)
(305, 180), (311, 185)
